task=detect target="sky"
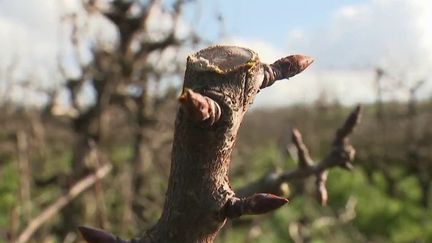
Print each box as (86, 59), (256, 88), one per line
(194, 0), (432, 106)
(0, 0), (431, 107)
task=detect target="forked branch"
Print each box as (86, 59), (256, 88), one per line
(237, 105), (362, 206)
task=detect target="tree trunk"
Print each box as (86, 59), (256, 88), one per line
(79, 45), (313, 243)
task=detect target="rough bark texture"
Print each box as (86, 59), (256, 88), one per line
(79, 45), (313, 243)
(147, 46), (264, 242)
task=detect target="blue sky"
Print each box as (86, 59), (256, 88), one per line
(0, 0), (431, 107)
(186, 0), (432, 106)
(190, 0), (364, 47)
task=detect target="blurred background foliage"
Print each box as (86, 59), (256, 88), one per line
(0, 0), (431, 242)
(1, 101), (432, 242)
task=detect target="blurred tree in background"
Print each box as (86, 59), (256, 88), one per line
(0, 0), (431, 243)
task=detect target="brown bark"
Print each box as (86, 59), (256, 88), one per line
(79, 45), (313, 243)
(146, 46), (267, 243)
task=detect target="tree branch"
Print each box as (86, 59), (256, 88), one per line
(16, 164), (112, 243)
(236, 106), (362, 205)
(78, 45), (320, 243)
(292, 128), (314, 167)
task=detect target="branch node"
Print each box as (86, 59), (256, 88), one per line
(178, 88), (221, 126)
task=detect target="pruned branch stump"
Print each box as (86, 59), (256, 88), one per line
(79, 45), (313, 243)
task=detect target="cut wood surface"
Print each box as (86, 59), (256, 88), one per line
(79, 45), (320, 243)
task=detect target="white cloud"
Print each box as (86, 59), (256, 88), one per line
(223, 0), (432, 107)
(0, 0), (63, 105)
(218, 37), (377, 107)
(143, 2), (191, 42)
(0, 0), (117, 106)
(287, 0), (432, 76)
(336, 6), (360, 18)
(220, 37), (283, 63)
(253, 70), (380, 107)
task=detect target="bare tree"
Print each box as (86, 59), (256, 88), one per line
(362, 67), (432, 207)
(6, 0), (200, 241)
(51, 0), (197, 236)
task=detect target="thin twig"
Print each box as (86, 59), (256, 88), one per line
(236, 106), (362, 198)
(292, 128), (314, 167)
(16, 164), (112, 243)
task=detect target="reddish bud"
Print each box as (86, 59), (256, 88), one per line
(78, 226), (120, 243)
(178, 88), (221, 125)
(224, 194), (289, 219)
(245, 193), (289, 215)
(277, 55), (314, 78)
(261, 55), (314, 88)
